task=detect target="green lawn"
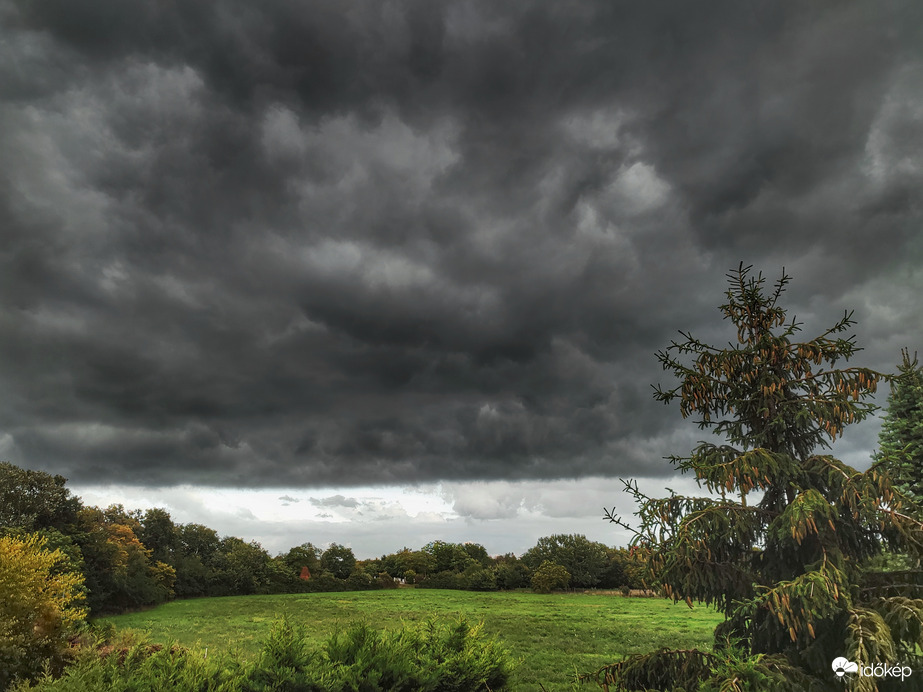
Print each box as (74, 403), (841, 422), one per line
(99, 589), (722, 691)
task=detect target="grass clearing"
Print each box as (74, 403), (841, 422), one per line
(99, 589), (722, 691)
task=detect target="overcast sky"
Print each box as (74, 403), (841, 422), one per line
(2, 1), (922, 557)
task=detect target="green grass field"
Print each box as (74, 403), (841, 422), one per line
(99, 589), (722, 691)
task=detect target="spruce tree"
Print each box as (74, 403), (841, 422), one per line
(594, 265), (923, 691)
(875, 349), (923, 513)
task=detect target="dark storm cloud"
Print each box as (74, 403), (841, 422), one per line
(1, 1), (921, 487)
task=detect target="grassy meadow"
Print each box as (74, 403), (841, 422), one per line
(99, 589), (722, 691)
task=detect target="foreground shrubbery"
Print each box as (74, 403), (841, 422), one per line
(15, 617), (514, 692)
(0, 534), (88, 691)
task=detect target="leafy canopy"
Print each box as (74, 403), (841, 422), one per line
(0, 462), (82, 533)
(320, 542), (357, 580)
(599, 265), (923, 691)
(531, 561), (571, 594)
(0, 533), (88, 690)
(521, 534), (609, 588)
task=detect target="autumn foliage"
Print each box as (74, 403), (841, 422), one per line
(0, 533), (87, 690)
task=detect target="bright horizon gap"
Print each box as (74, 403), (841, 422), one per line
(66, 430), (877, 560)
(68, 475), (696, 559)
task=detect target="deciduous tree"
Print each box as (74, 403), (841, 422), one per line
(138, 507), (179, 564)
(0, 462), (82, 533)
(75, 506), (174, 612)
(281, 542), (321, 578)
(531, 561), (570, 594)
(210, 537), (272, 595)
(320, 543), (356, 580)
(522, 534), (609, 588)
(0, 533), (87, 689)
(422, 540), (476, 574)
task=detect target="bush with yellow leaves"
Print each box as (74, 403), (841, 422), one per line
(0, 533), (88, 691)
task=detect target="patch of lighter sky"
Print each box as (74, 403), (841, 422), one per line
(863, 64), (923, 187)
(67, 475), (720, 559)
(561, 107), (626, 150)
(608, 161), (671, 214)
(262, 107), (459, 187)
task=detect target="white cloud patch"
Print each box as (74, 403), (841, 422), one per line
(443, 484), (524, 520)
(301, 240), (437, 292)
(607, 162), (671, 214)
(438, 475), (712, 523)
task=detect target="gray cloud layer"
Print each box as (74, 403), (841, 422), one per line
(1, 1), (921, 487)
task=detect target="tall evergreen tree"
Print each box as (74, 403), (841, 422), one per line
(595, 265), (923, 691)
(875, 349), (923, 513)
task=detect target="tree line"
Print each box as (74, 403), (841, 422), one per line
(0, 459), (649, 688)
(0, 460), (648, 613)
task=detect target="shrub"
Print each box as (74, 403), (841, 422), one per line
(241, 617), (318, 691)
(464, 568), (497, 592)
(243, 617), (513, 691)
(375, 572), (398, 589)
(345, 571), (375, 591)
(494, 562), (529, 590)
(305, 571), (346, 593)
(16, 631), (241, 692)
(417, 570), (463, 590)
(20, 619), (514, 692)
(0, 533), (87, 691)
(610, 546), (649, 590)
(530, 561), (570, 594)
(319, 619), (513, 691)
